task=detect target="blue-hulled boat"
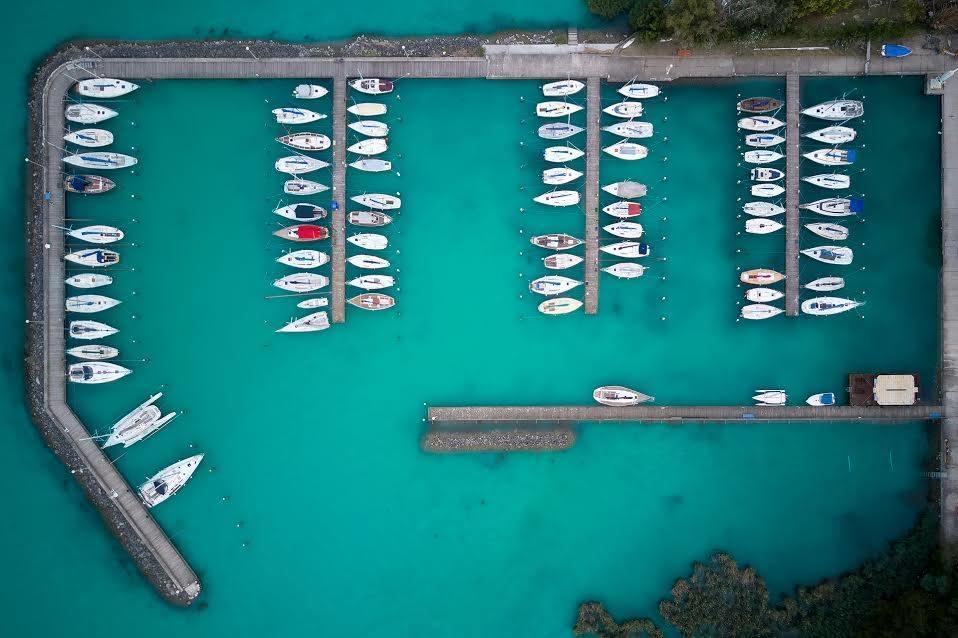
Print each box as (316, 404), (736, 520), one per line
(881, 44), (912, 58)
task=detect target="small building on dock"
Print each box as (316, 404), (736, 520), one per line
(849, 373), (920, 407)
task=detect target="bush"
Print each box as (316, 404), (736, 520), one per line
(586, 0), (634, 19)
(664, 0), (720, 46)
(629, 0), (668, 40)
(795, 0), (854, 18)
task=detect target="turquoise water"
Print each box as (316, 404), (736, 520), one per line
(0, 5), (944, 637)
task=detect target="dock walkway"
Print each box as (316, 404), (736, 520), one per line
(331, 68), (347, 323)
(785, 73), (800, 316)
(584, 77), (601, 314)
(941, 77), (958, 543)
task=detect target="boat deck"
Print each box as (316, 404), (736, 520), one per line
(331, 66), (347, 323)
(584, 77), (601, 314)
(785, 72), (800, 316)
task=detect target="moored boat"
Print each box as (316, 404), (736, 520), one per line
(804, 148), (856, 166)
(881, 44), (911, 58)
(543, 253), (584, 270)
(274, 203), (327, 221)
(275, 155), (329, 175)
(297, 298), (329, 309)
(348, 274), (394, 290)
(538, 297), (583, 315)
(65, 103), (118, 124)
(65, 273), (113, 289)
(272, 107), (325, 124)
(69, 320), (118, 340)
(63, 152), (137, 170)
(276, 133), (331, 151)
(351, 193), (400, 210)
(804, 222), (849, 241)
(741, 304), (784, 320)
(537, 101), (584, 117)
(277, 249), (329, 269)
(529, 275), (582, 296)
(273, 273), (329, 293)
(544, 146), (584, 163)
(76, 78), (138, 98)
(593, 385), (654, 405)
(348, 210), (392, 227)
(618, 83), (659, 99)
(347, 103), (387, 117)
(602, 201), (642, 218)
(349, 158), (392, 172)
(804, 276), (845, 292)
(751, 184), (785, 198)
(801, 245), (854, 265)
(347, 254), (390, 269)
(66, 344), (118, 360)
(603, 221), (643, 239)
(66, 295), (120, 313)
(737, 97), (782, 113)
(602, 181), (647, 198)
(68, 362), (131, 384)
(753, 390), (786, 405)
(538, 122), (584, 139)
(139, 455), (204, 507)
(543, 80), (585, 96)
(350, 78), (393, 94)
(602, 262), (646, 279)
(347, 138), (388, 156)
(750, 168), (784, 182)
(600, 241), (650, 258)
(293, 84), (328, 99)
(277, 311), (330, 333)
(740, 269), (784, 285)
(744, 133), (784, 148)
(603, 102), (644, 118)
(531, 234), (583, 250)
(743, 150), (783, 164)
(802, 174), (850, 190)
(804, 125), (857, 144)
(743, 201), (785, 217)
(603, 141), (648, 160)
(66, 225), (123, 244)
(745, 218), (783, 234)
(64, 174), (115, 194)
(64, 128), (113, 148)
(534, 190), (580, 207)
(603, 121), (653, 138)
(738, 116), (784, 132)
(348, 120), (390, 137)
(800, 197), (863, 217)
(284, 179), (329, 195)
(543, 167), (583, 185)
(273, 224), (329, 242)
(746, 288), (784, 302)
(347, 233), (388, 250)
(103, 393), (177, 448)
(801, 297), (862, 315)
(807, 392), (837, 406)
(64, 248), (119, 268)
(348, 293), (395, 311)
(801, 99), (864, 121)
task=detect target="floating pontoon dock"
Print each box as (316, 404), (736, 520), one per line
(784, 72), (800, 316)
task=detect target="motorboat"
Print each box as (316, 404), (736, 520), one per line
(803, 174), (850, 190)
(275, 155), (329, 175)
(76, 78), (138, 98)
(801, 245), (853, 265)
(603, 121), (653, 138)
(801, 297), (862, 316)
(273, 224), (329, 242)
(529, 275), (582, 296)
(753, 390), (786, 405)
(807, 392), (836, 406)
(348, 120), (390, 137)
(544, 146), (584, 163)
(800, 197), (863, 217)
(740, 269), (784, 285)
(64, 128), (113, 148)
(543, 80), (585, 96)
(743, 150), (783, 164)
(64, 174), (115, 194)
(277, 133), (331, 151)
(538, 297), (583, 315)
(66, 344), (118, 360)
(804, 126), (857, 144)
(103, 393), (177, 449)
(745, 218), (783, 234)
(746, 288), (783, 302)
(543, 167), (583, 185)
(348, 293), (395, 311)
(804, 148), (856, 166)
(277, 250), (329, 269)
(805, 222), (848, 241)
(618, 83), (659, 99)
(543, 254), (584, 270)
(348, 210), (392, 227)
(751, 184), (785, 198)
(602, 181), (647, 198)
(801, 99), (863, 121)
(737, 97), (782, 113)
(744, 133), (785, 148)
(738, 116), (784, 132)
(273, 203), (327, 221)
(603, 142), (648, 160)
(66, 295), (120, 313)
(284, 179), (329, 195)
(347, 233), (388, 250)
(68, 362), (131, 384)
(347, 103), (387, 116)
(751, 168), (784, 182)
(65, 273), (112, 289)
(273, 273), (329, 293)
(66, 225), (123, 244)
(347, 254), (390, 269)
(531, 234), (583, 250)
(293, 84), (328, 99)
(741, 304), (783, 320)
(603, 221), (643, 239)
(603, 102), (644, 118)
(536, 101), (583, 117)
(139, 455), (204, 507)
(600, 241), (649, 258)
(350, 159), (392, 172)
(538, 123), (584, 139)
(297, 298), (329, 309)
(64, 248), (119, 268)
(804, 276), (845, 292)
(881, 44), (911, 58)
(69, 320), (117, 340)
(351, 193), (400, 210)
(65, 104), (118, 124)
(350, 78), (393, 94)
(63, 152), (137, 170)
(348, 138), (387, 155)
(602, 262), (646, 279)
(593, 385), (654, 405)
(743, 202), (784, 217)
(277, 311), (331, 333)
(534, 190), (580, 207)
(602, 201), (641, 218)
(348, 274), (394, 290)
(272, 107), (325, 124)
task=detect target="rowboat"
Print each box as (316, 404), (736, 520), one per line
(743, 150), (783, 164)
(534, 190), (580, 207)
(66, 225), (123, 244)
(743, 202), (785, 217)
(741, 304), (783, 320)
(272, 107), (326, 124)
(800, 197), (863, 217)
(297, 298), (329, 309)
(64, 174), (115, 194)
(139, 455), (204, 507)
(65, 273), (112, 289)
(603, 121), (653, 138)
(63, 152), (137, 169)
(803, 174), (850, 190)
(544, 254), (584, 270)
(350, 159), (392, 172)
(64, 128), (113, 147)
(602, 263), (646, 279)
(348, 211), (392, 227)
(754, 390), (786, 405)
(603, 142), (648, 160)
(536, 101), (583, 117)
(102, 393), (177, 449)
(66, 295), (120, 313)
(603, 201), (641, 218)
(745, 219), (783, 234)
(593, 385), (654, 405)
(273, 273), (329, 293)
(348, 274), (394, 290)
(543, 80), (585, 96)
(277, 250), (329, 269)
(801, 99), (863, 121)
(750, 168), (784, 182)
(881, 44), (912, 58)
(531, 234), (583, 250)
(347, 254), (390, 269)
(740, 269), (784, 285)
(746, 288), (784, 302)
(65, 104), (118, 124)
(68, 362), (131, 384)
(347, 103), (387, 116)
(529, 275), (582, 296)
(544, 146), (584, 163)
(65, 248), (119, 268)
(350, 78), (393, 94)
(347, 233), (388, 250)
(805, 276), (845, 292)
(737, 97), (782, 113)
(293, 84), (328, 99)
(348, 120), (390, 137)
(804, 148), (856, 166)
(603, 102), (644, 118)
(543, 167), (583, 185)
(347, 138), (387, 155)
(751, 184), (784, 198)
(274, 203), (327, 221)
(602, 181), (647, 198)
(801, 297), (862, 316)
(538, 297), (583, 315)
(69, 320), (118, 340)
(275, 155), (329, 175)
(801, 245), (853, 265)
(804, 126), (857, 144)
(277, 133), (331, 151)
(284, 179), (329, 195)
(76, 78), (138, 98)
(737, 116), (784, 132)
(603, 221), (643, 238)
(807, 392), (837, 406)
(351, 193), (400, 210)
(538, 123), (583, 139)
(348, 293), (395, 311)
(600, 241), (649, 258)
(618, 83), (659, 99)
(273, 225), (329, 242)
(805, 222), (848, 241)
(744, 133), (785, 148)
(277, 311), (330, 333)
(67, 344), (118, 360)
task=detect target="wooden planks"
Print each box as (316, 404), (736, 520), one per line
(331, 67), (347, 323)
(785, 73), (800, 316)
(584, 77), (601, 314)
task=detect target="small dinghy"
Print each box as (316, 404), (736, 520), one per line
(741, 304), (783, 320)
(603, 201), (642, 218)
(537, 101), (583, 118)
(63, 152), (137, 170)
(738, 116), (784, 132)
(65, 103), (118, 124)
(740, 269), (784, 285)
(293, 84), (328, 99)
(277, 250), (329, 269)
(805, 276), (844, 292)
(274, 203), (327, 221)
(284, 179), (329, 195)
(801, 297), (862, 316)
(544, 254), (584, 270)
(69, 362), (131, 384)
(67, 344), (118, 360)
(273, 224), (329, 242)
(744, 133), (785, 148)
(805, 222), (848, 241)
(277, 311), (330, 333)
(76, 78), (138, 98)
(347, 254), (390, 269)
(803, 174), (849, 190)
(65, 273), (112, 289)
(348, 138), (387, 155)
(751, 184), (785, 198)
(348, 102), (387, 116)
(800, 197), (863, 217)
(802, 99), (863, 121)
(603, 221), (643, 239)
(66, 295), (120, 313)
(273, 273), (329, 293)
(804, 148), (856, 166)
(593, 385), (654, 405)
(66, 225), (123, 244)
(603, 121), (653, 138)
(348, 293), (395, 311)
(139, 455), (204, 507)
(538, 297), (583, 315)
(543, 167), (583, 185)
(753, 390), (786, 405)
(743, 150), (783, 164)
(804, 126), (857, 144)
(272, 107), (325, 124)
(745, 218), (783, 234)
(618, 83), (659, 99)
(600, 241), (650, 258)
(297, 298), (329, 309)
(881, 44), (911, 58)
(602, 181), (647, 198)
(350, 78), (393, 94)
(350, 158), (392, 172)
(275, 155), (329, 175)
(534, 190), (580, 207)
(64, 128), (113, 148)
(529, 275), (582, 296)
(746, 288), (784, 302)
(737, 97), (782, 113)
(348, 274), (394, 290)
(544, 146), (584, 163)
(277, 133), (331, 151)
(64, 174), (115, 194)
(538, 122), (584, 139)
(351, 193), (400, 210)
(349, 210), (392, 227)
(802, 245), (853, 265)
(102, 394), (177, 448)
(604, 141), (648, 160)
(602, 262), (646, 279)
(347, 233), (388, 250)
(603, 102), (644, 118)
(531, 234), (583, 250)
(65, 248), (119, 268)
(751, 168), (784, 182)
(69, 320), (117, 340)
(743, 201), (785, 217)
(348, 120), (390, 137)
(807, 392), (836, 406)
(543, 80), (585, 96)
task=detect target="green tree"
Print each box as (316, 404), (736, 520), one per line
(586, 0), (634, 19)
(629, 0), (668, 41)
(727, 0), (796, 34)
(665, 0), (720, 46)
(795, 0), (853, 18)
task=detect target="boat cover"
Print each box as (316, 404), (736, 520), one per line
(881, 44), (911, 58)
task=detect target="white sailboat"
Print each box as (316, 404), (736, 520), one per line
(744, 133), (785, 148)
(538, 297), (583, 315)
(531, 234), (583, 250)
(277, 133), (331, 151)
(593, 385), (654, 405)
(534, 190), (580, 207)
(63, 152), (137, 170)
(75, 78), (138, 98)
(347, 254), (390, 269)
(801, 99), (864, 121)
(529, 275), (582, 296)
(276, 250), (329, 269)
(284, 179), (329, 195)
(602, 181), (647, 198)
(69, 320), (117, 340)
(738, 116), (784, 132)
(800, 197), (862, 216)
(277, 311), (330, 333)
(347, 138), (387, 155)
(348, 120), (390, 137)
(66, 225), (123, 244)
(804, 126), (857, 144)
(538, 123), (584, 139)
(66, 295), (120, 313)
(102, 393), (177, 449)
(273, 273), (329, 293)
(743, 150), (783, 164)
(347, 233), (388, 250)
(603, 221), (643, 239)
(349, 158), (392, 172)
(543, 167), (583, 185)
(65, 104), (118, 124)
(805, 222), (849, 241)
(68, 362), (130, 384)
(745, 218), (783, 234)
(804, 276), (845, 292)
(64, 248), (120, 268)
(543, 80), (585, 96)
(600, 241), (649, 258)
(602, 262), (646, 279)
(603, 102), (644, 118)
(741, 304), (784, 320)
(743, 202), (785, 217)
(347, 103), (387, 116)
(801, 245), (854, 265)
(275, 155), (329, 175)
(351, 193), (400, 210)
(603, 121), (653, 138)
(544, 146), (584, 163)
(66, 344), (118, 360)
(603, 141), (648, 160)
(139, 455), (204, 507)
(64, 128), (113, 148)
(803, 174), (850, 190)
(348, 274), (394, 290)
(801, 297), (862, 316)
(297, 298), (329, 309)
(804, 148), (856, 166)
(293, 84), (328, 99)
(272, 107), (325, 124)
(274, 203), (326, 221)
(618, 83), (659, 99)
(536, 101), (583, 117)
(751, 184), (785, 197)
(745, 288), (784, 302)
(543, 254), (584, 270)
(603, 201), (642, 218)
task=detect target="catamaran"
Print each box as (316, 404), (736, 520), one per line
(64, 174), (115, 194)
(348, 293), (395, 311)
(66, 344), (118, 360)
(66, 295), (120, 313)
(347, 254), (390, 269)
(537, 101), (583, 117)
(746, 288), (784, 302)
(348, 103), (387, 116)
(602, 263), (646, 279)
(801, 99), (864, 121)
(351, 193), (400, 210)
(102, 393), (177, 448)
(350, 159), (392, 172)
(63, 152), (137, 169)
(803, 174), (850, 190)
(801, 245), (853, 265)
(744, 133), (785, 148)
(139, 455), (204, 507)
(593, 385), (654, 406)
(751, 184), (785, 197)
(602, 181), (647, 198)
(277, 133), (331, 151)
(737, 116), (784, 132)
(741, 304), (784, 320)
(68, 362), (130, 384)
(538, 122), (584, 139)
(804, 148), (856, 166)
(743, 202), (785, 217)
(348, 274), (395, 290)
(544, 146), (584, 163)
(805, 276), (845, 292)
(604, 142), (648, 160)
(64, 128), (113, 148)
(350, 78), (393, 94)
(529, 275), (582, 296)
(273, 273), (329, 293)
(348, 211), (392, 227)
(751, 168), (784, 182)
(275, 155), (329, 175)
(804, 125), (857, 144)
(273, 224), (329, 242)
(745, 218), (783, 234)
(603, 221), (643, 238)
(801, 297), (862, 316)
(66, 225), (123, 244)
(65, 248), (120, 268)
(743, 150), (783, 164)
(800, 197), (863, 217)
(293, 84), (328, 99)
(543, 167), (583, 185)
(272, 107), (325, 124)
(737, 97), (782, 113)
(543, 80), (585, 96)
(603, 201), (642, 218)
(284, 179), (329, 195)
(805, 222), (849, 241)
(531, 234), (583, 250)
(754, 390), (786, 405)
(276, 311), (330, 333)
(348, 138), (388, 155)
(273, 203), (327, 221)
(618, 83), (659, 99)
(534, 190), (580, 207)
(740, 269), (784, 285)
(69, 320), (118, 340)
(348, 120), (390, 137)
(603, 121), (653, 138)
(538, 297), (583, 315)
(603, 102), (644, 118)
(544, 254), (584, 269)
(600, 241), (650, 258)
(277, 250), (329, 269)
(65, 104), (118, 124)
(347, 233), (388, 250)
(76, 78), (138, 98)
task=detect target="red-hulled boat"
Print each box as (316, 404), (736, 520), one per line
(64, 174), (115, 194)
(273, 224), (329, 242)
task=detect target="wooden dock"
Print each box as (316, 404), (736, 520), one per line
(784, 73), (800, 316)
(331, 67), (347, 323)
(584, 77), (601, 314)
(941, 76), (958, 543)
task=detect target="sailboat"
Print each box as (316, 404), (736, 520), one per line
(745, 218), (783, 234)
(277, 133), (331, 151)
(277, 311), (330, 333)
(273, 273), (329, 293)
(76, 78), (138, 98)
(800, 197), (863, 217)
(743, 202), (785, 217)
(64, 128), (113, 148)
(603, 121), (653, 138)
(69, 320), (117, 340)
(348, 120), (389, 137)
(298, 298), (330, 309)
(744, 133), (785, 148)
(293, 84), (328, 99)
(348, 293), (395, 311)
(536, 101), (583, 117)
(531, 234), (583, 250)
(66, 344), (118, 360)
(347, 138), (388, 155)
(348, 103), (387, 116)
(543, 80), (585, 96)
(753, 390), (786, 405)
(804, 276), (845, 292)
(801, 99), (864, 121)
(740, 269), (784, 285)
(751, 184), (785, 197)
(276, 250), (329, 269)
(801, 297), (862, 316)
(544, 146), (584, 162)
(348, 274), (395, 290)
(741, 304), (783, 320)
(745, 288), (784, 302)
(603, 102), (644, 118)
(350, 158), (392, 172)
(284, 179), (329, 195)
(272, 107), (326, 124)
(275, 155), (328, 175)
(529, 275), (582, 296)
(102, 393), (177, 448)
(65, 104), (118, 124)
(347, 233), (388, 250)
(273, 203), (327, 221)
(737, 97), (782, 113)
(534, 190), (580, 207)
(351, 193), (400, 210)
(538, 123), (583, 139)
(593, 385), (654, 406)
(803, 174), (850, 190)
(64, 174), (115, 194)
(603, 221), (643, 239)
(348, 211), (393, 227)
(804, 222), (848, 241)
(603, 142), (648, 160)
(68, 362), (130, 384)
(538, 297), (583, 315)
(273, 224), (329, 242)
(804, 126), (857, 144)
(64, 248), (120, 267)
(600, 241), (650, 258)
(139, 455), (204, 507)
(602, 263), (646, 279)
(349, 78), (393, 94)
(602, 181), (646, 198)
(63, 152), (137, 170)
(543, 254), (584, 270)
(66, 225), (123, 244)
(618, 83), (659, 99)
(603, 201), (641, 218)
(66, 295), (120, 313)
(743, 150), (783, 164)
(347, 254), (390, 269)
(543, 167), (583, 185)
(737, 116), (784, 132)
(801, 245), (854, 265)
(804, 148), (856, 166)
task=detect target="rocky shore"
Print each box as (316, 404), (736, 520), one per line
(422, 428), (576, 452)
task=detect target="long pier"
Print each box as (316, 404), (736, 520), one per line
(784, 73), (801, 316)
(331, 67), (347, 323)
(941, 76), (958, 543)
(584, 77), (601, 314)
